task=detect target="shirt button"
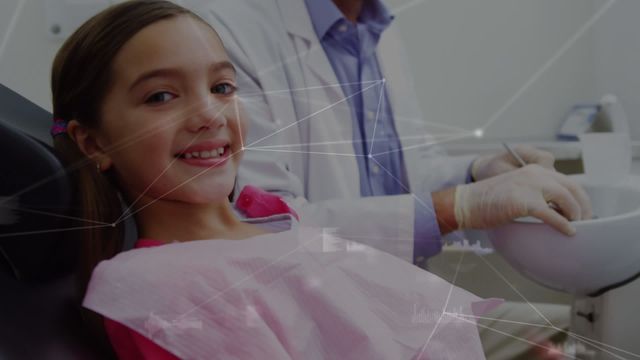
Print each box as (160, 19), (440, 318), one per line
(338, 24), (348, 32)
(366, 110), (375, 121)
(371, 164), (380, 174)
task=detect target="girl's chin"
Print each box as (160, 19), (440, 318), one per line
(180, 185), (236, 204)
(158, 192), (231, 205)
(129, 173), (236, 204)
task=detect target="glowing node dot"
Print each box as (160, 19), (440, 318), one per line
(474, 129), (484, 138)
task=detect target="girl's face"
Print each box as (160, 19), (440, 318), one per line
(96, 15), (245, 204)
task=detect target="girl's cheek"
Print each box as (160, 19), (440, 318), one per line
(234, 102), (249, 140)
(240, 117), (248, 140)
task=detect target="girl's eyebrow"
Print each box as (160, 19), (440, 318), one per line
(128, 60), (236, 91)
(211, 61), (236, 75)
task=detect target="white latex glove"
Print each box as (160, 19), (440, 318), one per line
(471, 145), (555, 181)
(454, 164), (593, 236)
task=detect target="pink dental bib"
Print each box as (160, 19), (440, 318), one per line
(83, 227), (501, 359)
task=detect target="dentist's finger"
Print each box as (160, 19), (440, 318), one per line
(516, 145), (555, 169)
(530, 203), (577, 236)
(543, 183), (582, 222)
(553, 176), (593, 220)
(549, 172), (593, 220)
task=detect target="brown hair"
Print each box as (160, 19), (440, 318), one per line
(50, 0), (211, 353)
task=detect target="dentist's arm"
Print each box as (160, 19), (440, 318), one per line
(433, 164), (593, 236)
(432, 187), (459, 235)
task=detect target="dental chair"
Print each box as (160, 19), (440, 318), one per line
(0, 84), (109, 359)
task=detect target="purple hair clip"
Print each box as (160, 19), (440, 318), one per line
(50, 118), (67, 137)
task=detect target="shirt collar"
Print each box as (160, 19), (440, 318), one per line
(359, 0), (394, 34)
(305, 0), (394, 39)
(305, 0), (344, 39)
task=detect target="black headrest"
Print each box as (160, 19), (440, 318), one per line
(0, 85), (113, 359)
(0, 113), (76, 282)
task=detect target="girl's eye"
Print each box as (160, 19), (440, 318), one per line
(145, 91), (175, 104)
(212, 83), (236, 96)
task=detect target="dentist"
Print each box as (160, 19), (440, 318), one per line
(190, 0), (591, 262)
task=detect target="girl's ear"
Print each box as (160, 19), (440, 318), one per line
(67, 119), (114, 171)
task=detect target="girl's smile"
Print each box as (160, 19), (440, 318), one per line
(174, 141), (232, 168)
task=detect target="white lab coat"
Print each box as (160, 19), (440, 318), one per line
(190, 0), (475, 263)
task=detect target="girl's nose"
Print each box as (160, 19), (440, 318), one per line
(185, 97), (227, 132)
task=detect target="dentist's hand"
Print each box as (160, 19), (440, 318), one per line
(454, 164), (593, 235)
(471, 145), (555, 181)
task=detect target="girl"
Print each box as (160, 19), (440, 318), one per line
(52, 1), (496, 358)
(52, 1), (264, 357)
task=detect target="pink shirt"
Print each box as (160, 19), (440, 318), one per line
(103, 238), (179, 359)
(101, 186), (297, 359)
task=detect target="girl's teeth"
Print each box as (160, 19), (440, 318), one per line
(181, 147), (227, 159)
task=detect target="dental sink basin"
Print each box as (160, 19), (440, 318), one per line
(488, 175), (640, 295)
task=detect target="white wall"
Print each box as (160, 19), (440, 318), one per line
(0, 0), (635, 140)
(0, 0), (61, 113)
(592, 0), (640, 140)
(387, 0), (600, 140)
